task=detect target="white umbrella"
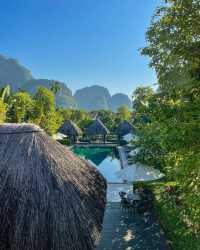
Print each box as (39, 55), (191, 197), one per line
(129, 148), (141, 156)
(115, 163), (164, 182)
(122, 133), (133, 142)
(52, 132), (67, 140)
(123, 133), (139, 142)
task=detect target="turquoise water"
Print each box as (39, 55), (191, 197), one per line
(72, 146), (122, 183)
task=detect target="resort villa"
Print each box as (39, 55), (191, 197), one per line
(0, 0), (199, 248)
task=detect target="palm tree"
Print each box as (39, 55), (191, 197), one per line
(0, 85), (11, 102)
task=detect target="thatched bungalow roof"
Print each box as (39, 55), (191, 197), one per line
(58, 119), (83, 136)
(116, 120), (133, 136)
(0, 123), (107, 250)
(86, 118), (110, 136)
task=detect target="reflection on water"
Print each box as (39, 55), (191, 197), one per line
(73, 147), (123, 183)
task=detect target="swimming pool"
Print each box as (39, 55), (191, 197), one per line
(72, 146), (123, 183)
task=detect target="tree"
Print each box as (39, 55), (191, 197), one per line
(0, 98), (7, 123)
(8, 92), (33, 123)
(70, 109), (92, 129)
(117, 105), (131, 121)
(32, 87), (62, 135)
(142, 0), (200, 91)
(136, 0), (200, 234)
(0, 85), (11, 103)
(97, 110), (118, 132)
(57, 108), (72, 121)
(133, 87), (154, 110)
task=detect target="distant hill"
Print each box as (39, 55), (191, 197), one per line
(0, 54), (132, 111)
(0, 55), (77, 108)
(0, 55), (33, 91)
(22, 79), (77, 109)
(109, 93), (132, 112)
(74, 85), (131, 112)
(74, 85), (111, 111)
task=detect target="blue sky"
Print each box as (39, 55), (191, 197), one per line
(0, 0), (161, 96)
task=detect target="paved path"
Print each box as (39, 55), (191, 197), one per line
(97, 203), (169, 250)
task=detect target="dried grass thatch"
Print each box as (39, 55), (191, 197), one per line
(86, 118), (110, 136)
(58, 120), (83, 136)
(116, 120), (133, 136)
(0, 123), (107, 250)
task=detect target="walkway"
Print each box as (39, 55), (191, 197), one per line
(97, 146), (169, 249)
(97, 203), (169, 250)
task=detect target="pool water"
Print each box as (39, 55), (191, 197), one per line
(72, 146), (123, 183)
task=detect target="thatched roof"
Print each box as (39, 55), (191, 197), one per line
(0, 123), (107, 250)
(116, 120), (133, 136)
(58, 119), (83, 136)
(86, 118), (110, 136)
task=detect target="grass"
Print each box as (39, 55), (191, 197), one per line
(148, 182), (200, 250)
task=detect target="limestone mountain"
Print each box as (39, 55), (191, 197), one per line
(0, 55), (132, 111)
(74, 85), (131, 112)
(0, 55), (77, 108)
(74, 85), (111, 111)
(108, 93), (132, 112)
(0, 55), (33, 91)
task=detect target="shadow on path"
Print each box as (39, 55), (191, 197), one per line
(97, 202), (169, 250)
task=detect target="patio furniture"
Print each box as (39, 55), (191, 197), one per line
(127, 192), (141, 202)
(126, 191), (141, 208)
(119, 190), (141, 211)
(120, 197), (133, 210)
(119, 191), (127, 199)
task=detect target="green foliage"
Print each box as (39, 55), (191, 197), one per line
(134, 0), (200, 243)
(31, 87), (62, 135)
(57, 138), (71, 146)
(34, 87), (55, 114)
(8, 92), (33, 123)
(0, 84), (133, 136)
(70, 109), (92, 129)
(0, 98), (7, 123)
(117, 105), (131, 121)
(0, 85), (11, 102)
(97, 110), (118, 132)
(150, 182), (200, 250)
(58, 108), (72, 121)
(57, 108), (92, 130)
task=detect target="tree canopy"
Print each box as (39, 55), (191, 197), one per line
(134, 0), (200, 236)
(0, 84), (134, 136)
(0, 98), (7, 123)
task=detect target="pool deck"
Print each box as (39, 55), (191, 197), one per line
(97, 203), (170, 250)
